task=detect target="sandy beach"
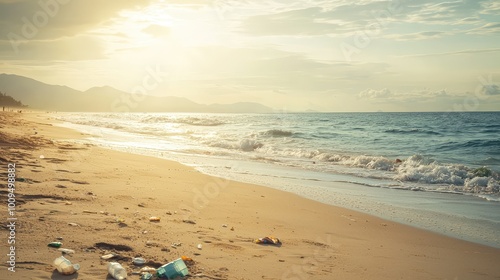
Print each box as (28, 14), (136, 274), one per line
(1, 111), (500, 280)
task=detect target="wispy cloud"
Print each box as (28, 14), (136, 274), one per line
(397, 48), (500, 58)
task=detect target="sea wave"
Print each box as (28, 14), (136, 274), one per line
(384, 128), (441, 135)
(204, 138), (264, 152)
(140, 116), (225, 126)
(260, 129), (294, 137)
(258, 147), (499, 196)
(437, 139), (500, 152)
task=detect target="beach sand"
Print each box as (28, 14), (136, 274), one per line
(1, 111), (500, 280)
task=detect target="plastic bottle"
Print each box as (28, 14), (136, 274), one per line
(108, 262), (128, 280)
(48, 242), (63, 248)
(53, 256), (80, 275)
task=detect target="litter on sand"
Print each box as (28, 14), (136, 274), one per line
(254, 236), (282, 246)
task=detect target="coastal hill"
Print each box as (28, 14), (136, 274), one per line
(0, 91), (26, 108)
(0, 73), (273, 113)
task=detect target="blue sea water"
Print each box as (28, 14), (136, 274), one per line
(54, 111), (500, 247)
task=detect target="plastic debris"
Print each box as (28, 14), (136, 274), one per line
(149, 216), (160, 222)
(182, 219), (196, 224)
(101, 253), (118, 260)
(140, 266), (157, 273)
(197, 244), (202, 250)
(58, 248), (75, 255)
(141, 272), (153, 280)
(156, 258), (189, 279)
(48, 242), (63, 248)
(133, 257), (146, 266)
(254, 236), (282, 246)
(108, 262), (127, 280)
(53, 256), (80, 275)
(68, 222), (80, 227)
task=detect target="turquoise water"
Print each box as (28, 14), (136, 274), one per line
(55, 112), (500, 247)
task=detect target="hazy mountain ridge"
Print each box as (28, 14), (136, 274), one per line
(0, 74), (274, 113)
(0, 91), (26, 108)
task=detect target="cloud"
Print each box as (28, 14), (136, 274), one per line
(360, 88), (451, 100)
(385, 31), (447, 41)
(466, 23), (500, 35)
(402, 0), (487, 25)
(239, 7), (342, 36)
(0, 35), (105, 61)
(480, 0), (500, 15)
(142, 24), (170, 37)
(0, 0), (152, 40)
(481, 84), (500, 95)
(398, 48), (500, 58)
(359, 88), (392, 99)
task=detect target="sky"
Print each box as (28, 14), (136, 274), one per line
(0, 0), (499, 112)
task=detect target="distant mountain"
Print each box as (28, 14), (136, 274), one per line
(0, 74), (274, 113)
(0, 74), (81, 111)
(0, 91), (26, 108)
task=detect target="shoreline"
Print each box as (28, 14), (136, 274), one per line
(53, 113), (500, 249)
(1, 111), (500, 279)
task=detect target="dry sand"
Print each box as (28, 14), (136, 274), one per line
(1, 111), (500, 280)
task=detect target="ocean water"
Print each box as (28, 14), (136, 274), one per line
(54, 112), (500, 247)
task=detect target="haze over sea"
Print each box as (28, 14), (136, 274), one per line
(57, 111), (500, 247)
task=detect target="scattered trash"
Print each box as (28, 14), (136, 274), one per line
(254, 236), (282, 246)
(133, 257), (146, 266)
(171, 242), (182, 248)
(149, 216), (161, 222)
(58, 248), (75, 255)
(48, 242), (63, 248)
(68, 222), (80, 227)
(108, 262), (128, 280)
(101, 253), (118, 260)
(156, 258), (189, 279)
(83, 210), (98, 214)
(40, 155), (45, 159)
(116, 218), (125, 223)
(166, 211), (172, 215)
(53, 256), (80, 275)
(141, 272), (153, 280)
(64, 201), (72, 205)
(56, 237), (64, 241)
(138, 203), (146, 207)
(197, 244), (202, 250)
(222, 224), (227, 228)
(181, 256), (193, 262)
(182, 219), (196, 225)
(142, 230), (148, 234)
(100, 211), (109, 215)
(140, 266), (157, 273)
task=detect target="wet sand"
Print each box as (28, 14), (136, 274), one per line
(1, 111), (500, 280)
